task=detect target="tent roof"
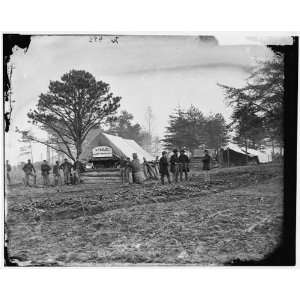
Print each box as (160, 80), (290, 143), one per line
(222, 142), (272, 163)
(243, 148), (271, 163)
(80, 131), (155, 161)
(125, 139), (155, 161)
(222, 143), (250, 155)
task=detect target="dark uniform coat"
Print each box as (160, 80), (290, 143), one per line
(159, 157), (169, 175)
(202, 154), (211, 170)
(178, 154), (189, 171)
(23, 162), (35, 174)
(60, 161), (73, 174)
(170, 154), (179, 173)
(41, 163), (51, 175)
(53, 164), (60, 175)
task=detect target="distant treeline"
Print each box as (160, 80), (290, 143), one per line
(162, 106), (229, 152)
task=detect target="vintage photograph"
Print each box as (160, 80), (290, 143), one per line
(3, 34), (297, 266)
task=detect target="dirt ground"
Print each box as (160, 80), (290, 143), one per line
(6, 163), (283, 266)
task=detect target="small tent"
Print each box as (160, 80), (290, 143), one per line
(219, 143), (259, 166)
(80, 131), (155, 167)
(242, 147), (273, 163)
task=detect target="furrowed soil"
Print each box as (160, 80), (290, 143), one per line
(6, 163), (283, 266)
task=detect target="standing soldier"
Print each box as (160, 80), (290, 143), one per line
(73, 159), (82, 184)
(125, 157), (133, 184)
(53, 161), (62, 186)
(6, 160), (12, 185)
(22, 159), (36, 186)
(202, 149), (211, 183)
(60, 158), (73, 185)
(178, 149), (190, 181)
(41, 160), (51, 186)
(130, 153), (144, 184)
(159, 151), (171, 184)
(170, 149), (179, 183)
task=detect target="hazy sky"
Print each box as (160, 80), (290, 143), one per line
(6, 34), (278, 163)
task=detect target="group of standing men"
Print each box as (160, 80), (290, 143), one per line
(22, 158), (82, 187)
(159, 149), (212, 184)
(159, 149), (190, 184)
(120, 151), (191, 185)
(120, 148), (211, 185)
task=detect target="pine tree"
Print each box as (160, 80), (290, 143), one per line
(19, 70), (121, 161)
(218, 54), (284, 149)
(162, 106), (228, 152)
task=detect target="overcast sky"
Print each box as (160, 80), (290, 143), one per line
(6, 34), (282, 164)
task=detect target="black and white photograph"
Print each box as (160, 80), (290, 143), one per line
(3, 33), (297, 267)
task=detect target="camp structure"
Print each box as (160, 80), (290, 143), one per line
(79, 131), (155, 184)
(80, 131), (155, 168)
(243, 147), (274, 163)
(190, 147), (216, 170)
(218, 143), (260, 167)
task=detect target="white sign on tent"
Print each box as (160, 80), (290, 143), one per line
(92, 146), (112, 158)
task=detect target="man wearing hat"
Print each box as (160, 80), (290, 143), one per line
(41, 160), (51, 186)
(170, 149), (179, 183)
(22, 159), (37, 186)
(202, 149), (211, 183)
(159, 151), (171, 184)
(130, 153), (144, 184)
(59, 158), (73, 185)
(178, 149), (190, 181)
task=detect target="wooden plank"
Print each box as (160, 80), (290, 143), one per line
(83, 181), (119, 185)
(83, 176), (120, 180)
(83, 171), (120, 176)
(84, 168), (120, 174)
(81, 173), (120, 178)
(82, 177), (121, 184)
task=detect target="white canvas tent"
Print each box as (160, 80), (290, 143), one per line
(103, 133), (155, 161)
(243, 148), (272, 163)
(80, 131), (155, 162)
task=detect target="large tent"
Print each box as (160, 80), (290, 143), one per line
(80, 131), (155, 162)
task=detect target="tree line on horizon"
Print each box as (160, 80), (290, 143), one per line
(162, 106), (229, 152)
(17, 53), (284, 162)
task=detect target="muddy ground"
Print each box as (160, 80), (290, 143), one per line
(6, 163), (283, 266)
